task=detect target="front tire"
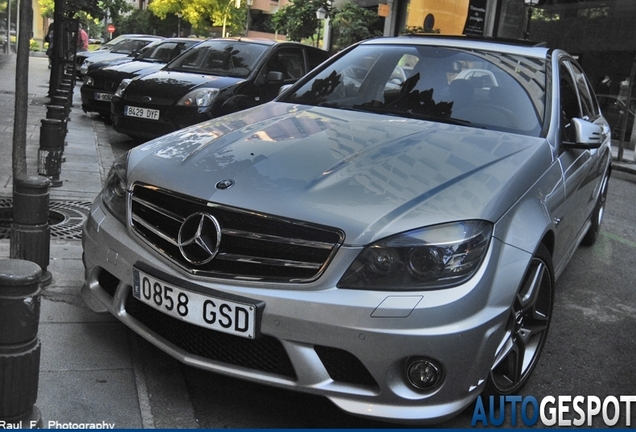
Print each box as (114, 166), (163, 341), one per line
(486, 243), (554, 395)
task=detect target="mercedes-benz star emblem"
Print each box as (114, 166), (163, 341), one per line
(215, 179), (235, 190)
(177, 212), (222, 265)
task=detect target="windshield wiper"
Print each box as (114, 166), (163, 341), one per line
(351, 104), (472, 126)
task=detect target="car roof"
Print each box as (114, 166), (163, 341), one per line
(104, 34), (164, 45)
(132, 35), (167, 41)
(360, 35), (550, 59)
(147, 37), (204, 46)
(201, 37), (320, 49)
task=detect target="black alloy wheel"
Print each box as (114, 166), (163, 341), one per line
(486, 243), (554, 395)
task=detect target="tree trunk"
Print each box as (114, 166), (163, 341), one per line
(12, 0), (33, 179)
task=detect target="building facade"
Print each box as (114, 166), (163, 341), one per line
(369, 0), (634, 100)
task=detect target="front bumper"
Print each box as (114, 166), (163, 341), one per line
(81, 197), (532, 424)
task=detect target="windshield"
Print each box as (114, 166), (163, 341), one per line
(135, 40), (199, 63)
(110, 39), (155, 55)
(165, 40), (268, 78)
(282, 44), (546, 136)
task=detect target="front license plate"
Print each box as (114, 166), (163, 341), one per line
(94, 92), (113, 102)
(132, 269), (256, 339)
(124, 105), (160, 120)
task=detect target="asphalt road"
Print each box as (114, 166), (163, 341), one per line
(98, 120), (636, 428)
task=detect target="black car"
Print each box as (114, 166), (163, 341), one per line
(110, 37), (330, 140)
(597, 94), (635, 140)
(75, 34), (164, 78)
(81, 38), (203, 117)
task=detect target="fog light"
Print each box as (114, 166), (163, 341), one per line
(406, 358), (444, 390)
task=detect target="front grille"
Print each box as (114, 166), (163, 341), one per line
(92, 78), (118, 92)
(130, 184), (344, 283)
(126, 292), (297, 379)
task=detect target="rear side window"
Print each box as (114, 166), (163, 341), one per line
(267, 49), (305, 80)
(306, 48), (330, 72)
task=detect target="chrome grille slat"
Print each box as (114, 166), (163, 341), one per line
(222, 228), (335, 250)
(131, 214), (179, 246)
(132, 195), (185, 224)
(130, 184), (344, 282)
(216, 253), (322, 270)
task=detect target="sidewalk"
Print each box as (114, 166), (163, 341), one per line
(0, 53), (197, 429)
(612, 142), (636, 174)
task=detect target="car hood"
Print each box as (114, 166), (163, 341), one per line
(84, 52), (129, 64)
(96, 61), (164, 80)
(126, 103), (553, 245)
(124, 70), (243, 99)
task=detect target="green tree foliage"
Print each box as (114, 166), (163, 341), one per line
(272, 0), (328, 43)
(39, 0), (132, 20)
(148, 0), (246, 37)
(330, 2), (382, 49)
(118, 9), (178, 37)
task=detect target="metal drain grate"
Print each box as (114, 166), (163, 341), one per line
(0, 198), (91, 241)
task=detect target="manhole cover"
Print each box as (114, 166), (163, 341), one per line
(0, 198), (91, 241)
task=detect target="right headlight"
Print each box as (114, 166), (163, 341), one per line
(338, 220), (492, 291)
(101, 152), (129, 225)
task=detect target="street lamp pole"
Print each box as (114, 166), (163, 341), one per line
(245, 0), (253, 36)
(6, 0), (11, 53)
(316, 6), (327, 49)
(177, 12), (182, 37)
(524, 0), (540, 40)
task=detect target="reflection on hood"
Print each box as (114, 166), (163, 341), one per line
(129, 102), (550, 244)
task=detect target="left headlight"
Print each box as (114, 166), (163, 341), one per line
(84, 75), (94, 86)
(101, 152), (129, 225)
(177, 88), (219, 107)
(115, 79), (132, 98)
(338, 220), (492, 291)
(80, 60), (91, 74)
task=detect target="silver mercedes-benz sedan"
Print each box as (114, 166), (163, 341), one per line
(81, 35), (612, 424)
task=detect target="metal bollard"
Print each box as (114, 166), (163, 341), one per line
(45, 105), (68, 153)
(51, 95), (70, 118)
(45, 104), (67, 133)
(58, 82), (71, 93)
(37, 118), (64, 187)
(0, 259), (43, 429)
(10, 175), (52, 287)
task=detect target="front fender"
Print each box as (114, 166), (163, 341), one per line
(493, 160), (563, 256)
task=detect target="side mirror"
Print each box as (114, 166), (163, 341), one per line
(267, 71), (285, 83)
(564, 118), (605, 150)
(277, 84), (293, 97)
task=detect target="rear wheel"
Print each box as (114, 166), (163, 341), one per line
(582, 170), (610, 246)
(486, 244), (554, 395)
